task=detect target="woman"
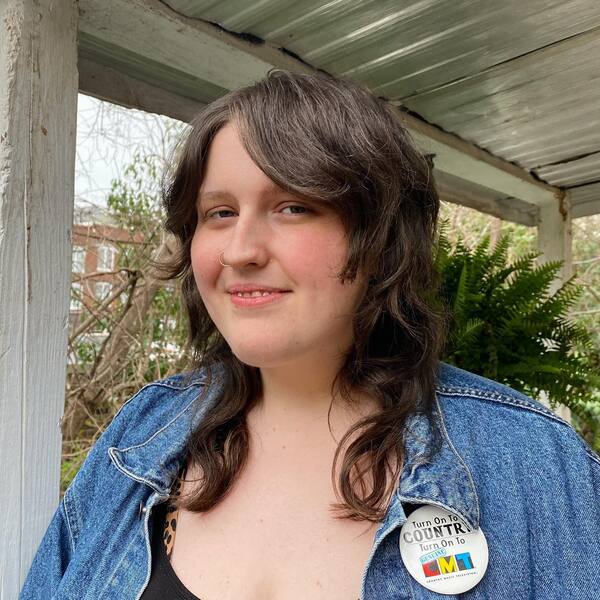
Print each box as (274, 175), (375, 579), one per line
(21, 70), (600, 600)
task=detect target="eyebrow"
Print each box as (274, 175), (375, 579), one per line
(198, 185), (286, 202)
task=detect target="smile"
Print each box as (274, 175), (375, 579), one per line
(229, 290), (290, 307)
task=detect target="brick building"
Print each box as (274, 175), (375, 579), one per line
(70, 221), (144, 331)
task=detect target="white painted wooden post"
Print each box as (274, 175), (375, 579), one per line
(0, 0), (78, 594)
(538, 192), (573, 292)
(537, 192), (573, 421)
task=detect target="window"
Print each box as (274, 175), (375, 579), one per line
(71, 282), (82, 311)
(97, 244), (116, 272)
(72, 246), (85, 273)
(95, 281), (112, 301)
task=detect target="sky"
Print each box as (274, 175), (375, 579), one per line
(75, 94), (186, 209)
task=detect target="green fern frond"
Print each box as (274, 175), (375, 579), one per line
(437, 229), (599, 444)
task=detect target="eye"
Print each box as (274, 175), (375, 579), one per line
(281, 205), (310, 215)
(204, 204), (311, 221)
(205, 208), (237, 219)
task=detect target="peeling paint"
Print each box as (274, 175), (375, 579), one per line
(3, 4), (24, 65)
(555, 189), (569, 221)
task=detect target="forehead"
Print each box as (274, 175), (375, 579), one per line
(198, 124), (288, 200)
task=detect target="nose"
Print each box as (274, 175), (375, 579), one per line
(220, 213), (270, 269)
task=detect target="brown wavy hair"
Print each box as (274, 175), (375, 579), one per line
(161, 69), (445, 522)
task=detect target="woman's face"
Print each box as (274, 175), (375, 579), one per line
(190, 123), (366, 369)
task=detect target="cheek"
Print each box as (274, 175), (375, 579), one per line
(190, 234), (220, 296)
(288, 229), (352, 296)
(310, 231), (365, 314)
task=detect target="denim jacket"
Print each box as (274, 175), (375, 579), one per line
(20, 363), (600, 599)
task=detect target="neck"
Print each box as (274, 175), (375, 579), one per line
(247, 354), (380, 444)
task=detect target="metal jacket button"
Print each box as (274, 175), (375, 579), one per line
(138, 500), (147, 519)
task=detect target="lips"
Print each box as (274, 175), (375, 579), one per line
(226, 283), (291, 294)
(231, 290), (283, 298)
(229, 289), (290, 307)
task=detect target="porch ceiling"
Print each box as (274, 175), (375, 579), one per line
(78, 0), (600, 221)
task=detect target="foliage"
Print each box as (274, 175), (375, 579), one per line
(436, 224), (600, 450)
(63, 153), (188, 493)
(107, 152), (164, 235)
(60, 440), (91, 497)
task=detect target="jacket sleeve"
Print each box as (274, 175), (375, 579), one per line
(587, 447), (600, 501)
(19, 491), (74, 599)
(18, 381), (153, 598)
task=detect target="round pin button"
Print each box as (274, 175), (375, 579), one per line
(399, 505), (488, 595)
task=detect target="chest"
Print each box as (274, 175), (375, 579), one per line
(166, 456), (379, 600)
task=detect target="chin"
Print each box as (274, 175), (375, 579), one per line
(227, 340), (303, 369)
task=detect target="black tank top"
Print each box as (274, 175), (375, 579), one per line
(140, 499), (202, 599)
(138, 461), (205, 600)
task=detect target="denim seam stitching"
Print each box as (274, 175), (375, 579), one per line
(434, 396), (481, 525)
(60, 493), (76, 552)
(107, 449), (172, 496)
(584, 446), (600, 467)
(436, 385), (565, 424)
(112, 392), (200, 453)
(111, 379), (205, 422)
(63, 484), (80, 549)
(438, 387), (600, 474)
(99, 508), (158, 599)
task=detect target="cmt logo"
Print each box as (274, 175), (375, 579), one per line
(422, 552), (474, 577)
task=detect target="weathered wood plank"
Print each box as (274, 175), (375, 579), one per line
(78, 56), (204, 123)
(435, 170), (538, 227)
(78, 0), (290, 91)
(0, 0), (78, 594)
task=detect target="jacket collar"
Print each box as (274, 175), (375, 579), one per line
(108, 367), (224, 498)
(394, 401), (480, 529)
(110, 363), (480, 530)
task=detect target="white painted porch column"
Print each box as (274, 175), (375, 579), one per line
(537, 192), (573, 421)
(537, 192), (573, 291)
(0, 0), (78, 594)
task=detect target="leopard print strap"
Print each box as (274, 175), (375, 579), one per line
(163, 462), (187, 559)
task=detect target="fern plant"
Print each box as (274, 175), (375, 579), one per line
(435, 227), (600, 448)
